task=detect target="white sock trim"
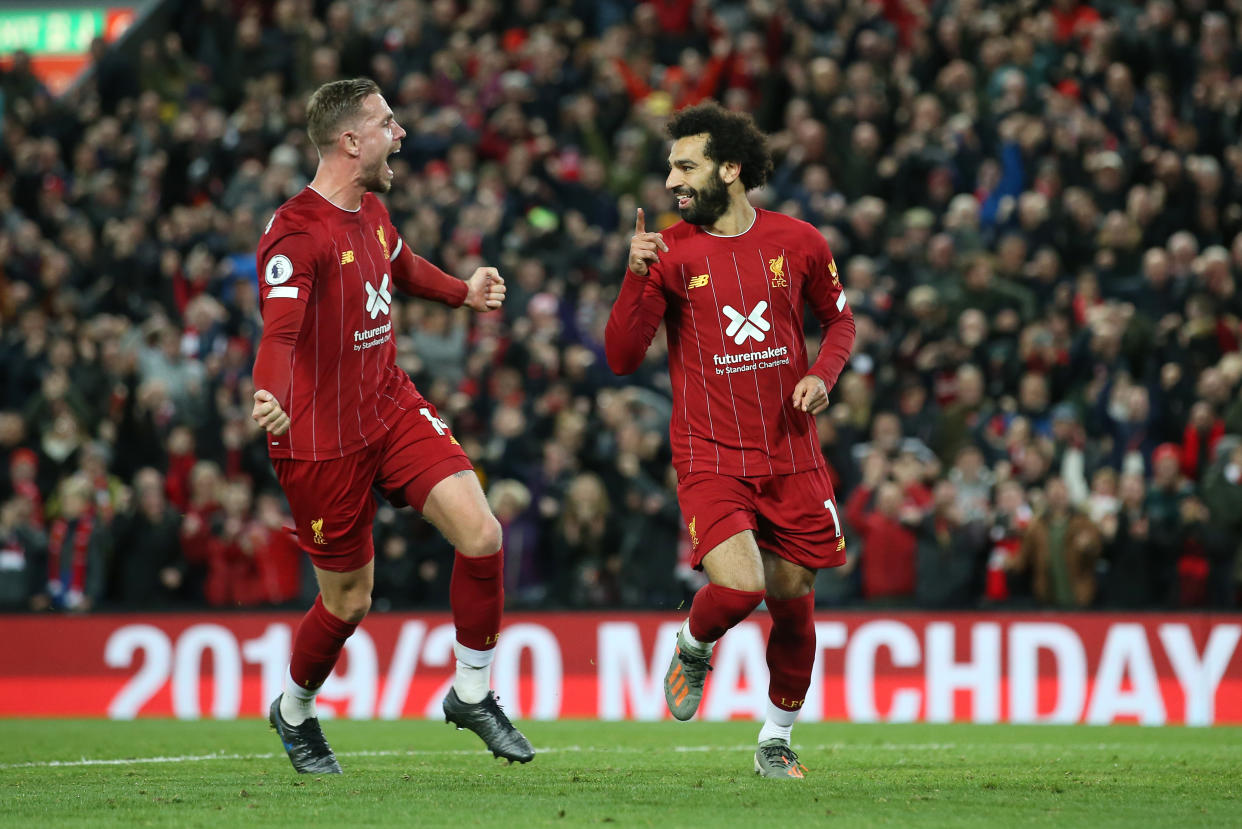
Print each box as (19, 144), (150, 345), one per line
(454, 641), (496, 668)
(758, 700), (799, 744)
(281, 668), (318, 725)
(284, 667), (317, 701)
(680, 619), (713, 653)
(765, 699), (800, 727)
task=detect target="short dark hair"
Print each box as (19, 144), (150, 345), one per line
(306, 78), (380, 149)
(667, 101), (773, 191)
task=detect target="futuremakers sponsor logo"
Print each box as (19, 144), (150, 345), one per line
(713, 345), (790, 376)
(714, 346), (788, 366)
(714, 301), (788, 374)
(354, 321), (391, 351)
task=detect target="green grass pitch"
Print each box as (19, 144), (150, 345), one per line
(1, 719), (1239, 827)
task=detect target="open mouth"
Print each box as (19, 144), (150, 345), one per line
(386, 144), (400, 176)
(675, 190), (694, 209)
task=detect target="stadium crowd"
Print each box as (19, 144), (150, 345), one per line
(2, 0), (1242, 614)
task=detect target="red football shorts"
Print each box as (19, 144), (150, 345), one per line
(272, 397), (473, 572)
(676, 466), (847, 571)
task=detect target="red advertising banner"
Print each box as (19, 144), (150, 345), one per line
(1, 611), (1240, 724)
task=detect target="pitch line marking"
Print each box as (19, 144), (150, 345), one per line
(0, 744), (949, 770)
(0, 742), (1166, 771)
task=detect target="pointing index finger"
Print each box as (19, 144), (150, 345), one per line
(636, 208), (645, 235)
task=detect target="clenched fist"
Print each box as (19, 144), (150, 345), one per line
(464, 267), (506, 312)
(252, 389), (290, 435)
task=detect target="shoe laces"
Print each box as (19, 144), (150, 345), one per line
(481, 693), (516, 728)
(295, 719), (333, 756)
(759, 741), (806, 772)
(678, 646), (713, 681)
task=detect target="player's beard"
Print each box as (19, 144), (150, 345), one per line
(361, 150), (395, 193)
(675, 169), (731, 226)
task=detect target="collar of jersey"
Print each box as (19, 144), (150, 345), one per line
(703, 207), (759, 238)
(306, 185), (362, 213)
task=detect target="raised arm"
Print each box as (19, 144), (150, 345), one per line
(388, 233), (470, 307)
(605, 208), (670, 375)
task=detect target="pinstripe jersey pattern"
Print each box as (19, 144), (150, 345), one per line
(255, 189), (421, 461)
(615, 209), (849, 478)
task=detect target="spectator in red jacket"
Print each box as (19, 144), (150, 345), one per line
(846, 454), (919, 601)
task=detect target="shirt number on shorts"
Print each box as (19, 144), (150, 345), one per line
(420, 407), (448, 436)
(824, 499), (841, 537)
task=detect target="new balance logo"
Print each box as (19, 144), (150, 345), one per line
(365, 273), (391, 319)
(341, 250), (354, 264)
(688, 273), (709, 290)
(722, 301), (770, 345)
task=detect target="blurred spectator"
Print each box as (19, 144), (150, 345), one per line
(549, 472), (621, 607)
(915, 480), (989, 608)
(983, 480), (1033, 605)
(1018, 477), (1101, 609)
(372, 529), (416, 612)
(179, 460), (223, 598)
(947, 445), (993, 523)
(32, 475), (109, 611)
(0, 497), (47, 609)
(845, 454), (919, 603)
(1200, 442), (1242, 607)
(487, 478), (542, 603)
(204, 483), (301, 607)
(110, 468), (185, 606)
(1099, 471), (1158, 608)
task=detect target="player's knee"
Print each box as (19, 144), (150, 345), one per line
(723, 573), (766, 593)
(769, 580), (814, 602)
(457, 514), (503, 558)
(707, 561), (765, 593)
(339, 593), (371, 624)
(324, 590), (371, 624)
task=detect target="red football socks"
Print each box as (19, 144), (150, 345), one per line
(451, 549), (504, 651)
(765, 592), (816, 711)
(687, 583), (765, 643)
(289, 594), (359, 691)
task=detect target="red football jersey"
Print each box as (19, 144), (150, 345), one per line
(606, 209), (855, 477)
(255, 188), (421, 460)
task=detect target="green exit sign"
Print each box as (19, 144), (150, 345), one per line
(0, 9), (105, 55)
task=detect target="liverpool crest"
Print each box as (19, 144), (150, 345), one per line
(768, 254), (788, 288)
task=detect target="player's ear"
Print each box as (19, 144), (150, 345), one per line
(719, 161), (741, 186)
(340, 129), (361, 158)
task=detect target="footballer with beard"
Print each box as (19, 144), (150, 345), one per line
(605, 101), (856, 779)
(251, 78), (532, 773)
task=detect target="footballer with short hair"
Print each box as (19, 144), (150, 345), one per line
(252, 78), (532, 773)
